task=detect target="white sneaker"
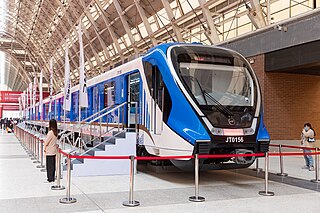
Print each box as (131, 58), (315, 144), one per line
(302, 165), (309, 169)
(309, 166), (315, 171)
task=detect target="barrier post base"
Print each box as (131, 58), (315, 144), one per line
(36, 165), (45, 168)
(189, 196), (205, 202)
(311, 179), (320, 183)
(59, 197), (77, 204)
(276, 173), (288, 177)
(258, 191), (274, 196)
(122, 200), (140, 207)
(51, 185), (65, 190)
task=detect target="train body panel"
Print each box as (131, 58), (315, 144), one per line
(28, 43), (270, 170)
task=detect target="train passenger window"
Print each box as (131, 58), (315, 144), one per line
(143, 61), (172, 123)
(93, 86), (99, 113)
(104, 81), (115, 107)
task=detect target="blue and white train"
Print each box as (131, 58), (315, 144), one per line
(29, 43), (270, 170)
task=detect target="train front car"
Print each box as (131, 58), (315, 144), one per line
(140, 43), (270, 170)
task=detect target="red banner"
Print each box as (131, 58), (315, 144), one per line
(0, 91), (22, 103)
(0, 91), (49, 103)
(2, 105), (19, 110)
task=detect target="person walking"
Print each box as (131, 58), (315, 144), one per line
(44, 119), (58, 182)
(301, 123), (316, 171)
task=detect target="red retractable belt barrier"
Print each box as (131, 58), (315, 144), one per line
(58, 150), (264, 161)
(269, 152), (320, 156)
(59, 150), (70, 158)
(71, 155), (130, 160)
(57, 145), (319, 161)
(135, 155), (194, 160)
(269, 144), (316, 151)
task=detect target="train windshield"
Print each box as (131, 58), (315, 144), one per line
(171, 46), (257, 128)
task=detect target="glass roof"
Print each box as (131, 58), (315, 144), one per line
(0, 0), (318, 91)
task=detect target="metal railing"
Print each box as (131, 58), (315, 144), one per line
(58, 102), (127, 152)
(58, 104), (117, 137)
(75, 128), (127, 158)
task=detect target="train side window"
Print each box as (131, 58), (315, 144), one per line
(143, 61), (172, 123)
(93, 86), (99, 113)
(143, 61), (153, 93)
(104, 81), (115, 107)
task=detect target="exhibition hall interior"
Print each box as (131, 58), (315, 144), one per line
(1, 0), (320, 212)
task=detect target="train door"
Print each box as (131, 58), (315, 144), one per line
(128, 73), (140, 128)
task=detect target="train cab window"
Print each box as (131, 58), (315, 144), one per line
(171, 46), (257, 128)
(104, 81), (115, 107)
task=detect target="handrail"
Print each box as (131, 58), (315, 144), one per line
(80, 126), (117, 148)
(58, 102), (127, 150)
(58, 104), (116, 136)
(59, 102), (127, 139)
(73, 128), (128, 159)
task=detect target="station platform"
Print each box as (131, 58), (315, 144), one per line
(1, 132), (320, 213)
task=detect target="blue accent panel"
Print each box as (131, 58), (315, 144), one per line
(139, 80), (142, 124)
(256, 112), (270, 142)
(143, 49), (210, 145)
(57, 99), (61, 121)
(88, 87), (93, 121)
(60, 97), (65, 121)
(116, 75), (126, 123)
(98, 83), (105, 121)
(143, 91), (146, 125)
(43, 105), (45, 120)
(51, 100), (55, 119)
(146, 43), (181, 55)
(71, 92), (79, 121)
(37, 106), (40, 120)
(146, 103), (149, 130)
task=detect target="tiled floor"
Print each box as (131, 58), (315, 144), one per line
(1, 131), (320, 213)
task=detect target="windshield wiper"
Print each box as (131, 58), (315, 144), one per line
(203, 91), (234, 118)
(184, 75), (208, 105)
(184, 75), (234, 119)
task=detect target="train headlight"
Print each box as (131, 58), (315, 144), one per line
(211, 127), (224, 136)
(243, 128), (255, 135)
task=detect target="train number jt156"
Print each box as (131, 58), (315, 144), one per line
(225, 137), (244, 143)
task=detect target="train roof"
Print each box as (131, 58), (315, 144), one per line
(36, 42), (242, 106)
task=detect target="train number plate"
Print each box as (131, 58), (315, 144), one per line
(225, 137), (244, 143)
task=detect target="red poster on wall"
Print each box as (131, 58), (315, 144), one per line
(0, 91), (49, 103)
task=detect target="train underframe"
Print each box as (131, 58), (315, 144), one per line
(137, 139), (270, 171)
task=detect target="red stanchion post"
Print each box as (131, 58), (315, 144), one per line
(189, 154), (205, 202)
(123, 155), (140, 207)
(59, 154), (76, 204)
(259, 152), (274, 196)
(276, 144), (288, 177)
